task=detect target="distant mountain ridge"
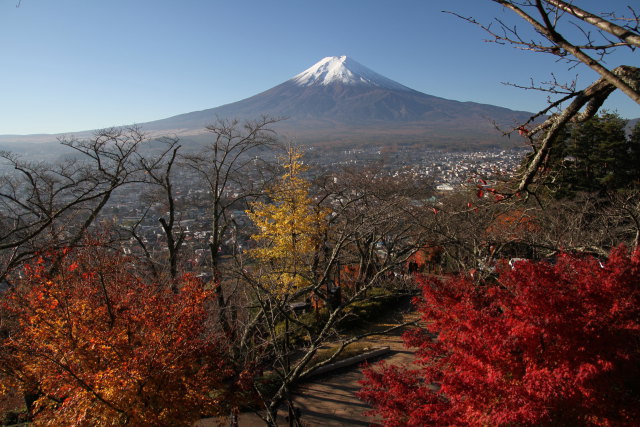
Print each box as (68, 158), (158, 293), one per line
(3, 56), (545, 147)
(138, 56), (535, 147)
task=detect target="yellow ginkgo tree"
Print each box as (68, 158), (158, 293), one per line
(246, 146), (326, 296)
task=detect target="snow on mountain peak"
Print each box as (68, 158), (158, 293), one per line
(290, 56), (412, 91)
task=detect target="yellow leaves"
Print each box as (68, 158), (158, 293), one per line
(247, 146), (328, 295)
(0, 380), (11, 399)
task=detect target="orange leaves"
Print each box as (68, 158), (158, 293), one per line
(473, 177), (509, 203)
(2, 248), (247, 425)
(517, 125), (530, 137)
(486, 209), (539, 239)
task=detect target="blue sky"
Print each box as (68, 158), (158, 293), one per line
(1, 0), (638, 134)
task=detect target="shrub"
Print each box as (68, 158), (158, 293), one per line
(359, 247), (640, 426)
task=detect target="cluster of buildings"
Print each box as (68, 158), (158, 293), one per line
(312, 145), (529, 188)
(95, 145), (529, 264)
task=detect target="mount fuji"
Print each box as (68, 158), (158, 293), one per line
(1, 56), (533, 147)
(140, 55), (531, 146)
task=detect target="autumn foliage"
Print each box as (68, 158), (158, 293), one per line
(247, 146), (327, 295)
(359, 247), (640, 426)
(1, 247), (251, 426)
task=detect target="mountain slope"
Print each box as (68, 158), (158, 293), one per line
(1, 56), (535, 147)
(140, 56), (531, 146)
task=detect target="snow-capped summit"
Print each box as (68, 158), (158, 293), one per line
(117, 55), (531, 147)
(0, 54), (534, 147)
(290, 55), (413, 92)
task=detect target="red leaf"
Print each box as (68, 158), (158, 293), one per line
(360, 247), (640, 426)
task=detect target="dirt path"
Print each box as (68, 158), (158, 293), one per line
(281, 317), (419, 426)
(198, 309), (421, 426)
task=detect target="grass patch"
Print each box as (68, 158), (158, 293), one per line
(339, 287), (406, 329)
(308, 342), (372, 368)
(274, 309), (330, 347)
(274, 288), (411, 346)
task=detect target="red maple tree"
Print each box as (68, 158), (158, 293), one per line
(1, 246), (252, 425)
(359, 247), (640, 426)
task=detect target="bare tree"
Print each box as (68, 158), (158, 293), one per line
(181, 116), (281, 334)
(0, 126), (149, 280)
(529, 191), (640, 254)
(453, 1), (639, 192)
(421, 183), (640, 280)
(126, 136), (185, 288)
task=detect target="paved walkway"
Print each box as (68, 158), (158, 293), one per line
(283, 330), (417, 426)
(198, 311), (420, 426)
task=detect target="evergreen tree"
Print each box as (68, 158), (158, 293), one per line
(628, 120), (640, 188)
(551, 112), (634, 194)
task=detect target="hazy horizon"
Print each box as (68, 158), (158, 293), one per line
(1, 0), (638, 135)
